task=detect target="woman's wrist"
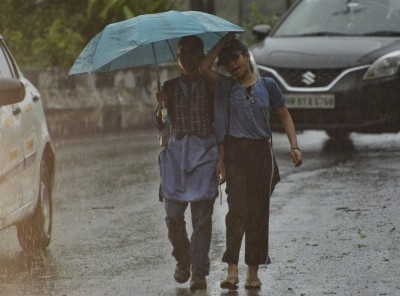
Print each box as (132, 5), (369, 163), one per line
(291, 147), (301, 151)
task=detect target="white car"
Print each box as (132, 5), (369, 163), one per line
(0, 34), (55, 251)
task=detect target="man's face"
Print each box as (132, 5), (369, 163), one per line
(177, 40), (203, 75)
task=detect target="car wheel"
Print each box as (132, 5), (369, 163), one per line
(17, 161), (52, 252)
(325, 129), (350, 140)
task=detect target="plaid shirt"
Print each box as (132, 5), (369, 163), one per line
(164, 76), (214, 139)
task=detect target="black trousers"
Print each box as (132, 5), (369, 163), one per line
(222, 136), (273, 266)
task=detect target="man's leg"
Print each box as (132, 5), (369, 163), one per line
(164, 199), (191, 283)
(189, 198), (215, 290)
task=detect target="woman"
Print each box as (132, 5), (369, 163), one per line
(200, 34), (303, 290)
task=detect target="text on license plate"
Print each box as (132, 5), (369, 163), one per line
(285, 94), (335, 109)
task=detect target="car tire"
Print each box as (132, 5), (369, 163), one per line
(17, 160), (52, 252)
(325, 129), (350, 140)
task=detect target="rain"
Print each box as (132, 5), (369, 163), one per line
(1, 1), (400, 295)
(0, 130), (399, 295)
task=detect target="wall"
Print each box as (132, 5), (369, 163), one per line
(24, 65), (179, 137)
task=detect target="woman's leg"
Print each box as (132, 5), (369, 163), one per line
(247, 265), (259, 280)
(220, 139), (249, 290)
(244, 141), (272, 266)
(222, 157), (248, 265)
(245, 265), (262, 289)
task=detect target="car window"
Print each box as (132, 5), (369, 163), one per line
(0, 41), (16, 79)
(274, 0), (400, 37)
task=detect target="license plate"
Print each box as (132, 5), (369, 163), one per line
(285, 94), (335, 109)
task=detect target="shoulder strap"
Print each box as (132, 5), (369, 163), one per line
(262, 77), (274, 147)
(227, 83), (233, 136)
(262, 77), (272, 109)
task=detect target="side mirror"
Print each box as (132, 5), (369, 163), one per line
(0, 78), (25, 106)
(252, 24), (271, 41)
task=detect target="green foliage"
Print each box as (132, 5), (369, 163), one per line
(1, 0), (287, 69)
(84, 0), (175, 39)
(0, 0), (175, 69)
(32, 19), (85, 68)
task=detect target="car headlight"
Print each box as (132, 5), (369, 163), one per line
(363, 50), (400, 80)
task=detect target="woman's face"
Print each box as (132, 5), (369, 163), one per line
(223, 52), (251, 79)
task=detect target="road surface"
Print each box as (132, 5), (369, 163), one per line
(0, 130), (399, 296)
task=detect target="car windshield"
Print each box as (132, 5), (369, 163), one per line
(274, 0), (400, 37)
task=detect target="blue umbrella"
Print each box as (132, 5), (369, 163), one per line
(68, 10), (245, 89)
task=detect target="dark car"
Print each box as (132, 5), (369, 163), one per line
(0, 34), (55, 251)
(251, 0), (400, 139)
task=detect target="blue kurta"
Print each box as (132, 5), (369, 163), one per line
(158, 134), (219, 203)
(155, 75), (219, 203)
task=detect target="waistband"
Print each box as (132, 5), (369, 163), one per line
(173, 131), (214, 140)
(224, 135), (271, 145)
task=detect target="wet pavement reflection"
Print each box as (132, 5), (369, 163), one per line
(0, 248), (57, 295)
(0, 130), (398, 295)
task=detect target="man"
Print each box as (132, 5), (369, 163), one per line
(153, 35), (224, 291)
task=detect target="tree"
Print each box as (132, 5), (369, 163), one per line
(190, 0), (215, 14)
(0, 0), (86, 68)
(0, 0), (176, 69)
(84, 0), (175, 40)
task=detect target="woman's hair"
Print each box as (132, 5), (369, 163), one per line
(218, 38), (253, 73)
(217, 39), (248, 66)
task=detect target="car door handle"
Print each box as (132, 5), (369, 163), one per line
(32, 96), (40, 102)
(12, 107), (22, 116)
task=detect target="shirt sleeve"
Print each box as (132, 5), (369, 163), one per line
(214, 74), (234, 144)
(264, 78), (286, 109)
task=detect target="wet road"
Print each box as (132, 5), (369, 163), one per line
(0, 130), (399, 296)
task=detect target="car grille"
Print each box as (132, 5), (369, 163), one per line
(275, 68), (344, 87)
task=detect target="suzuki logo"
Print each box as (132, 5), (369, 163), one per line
(301, 71), (316, 85)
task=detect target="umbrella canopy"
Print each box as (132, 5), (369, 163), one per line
(68, 10), (245, 76)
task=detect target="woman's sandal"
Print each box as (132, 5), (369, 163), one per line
(220, 277), (239, 290)
(244, 278), (262, 289)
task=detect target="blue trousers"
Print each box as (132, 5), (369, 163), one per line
(164, 198), (215, 277)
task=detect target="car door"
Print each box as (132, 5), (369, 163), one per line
(0, 40), (41, 211)
(18, 78), (42, 208)
(0, 43), (23, 220)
